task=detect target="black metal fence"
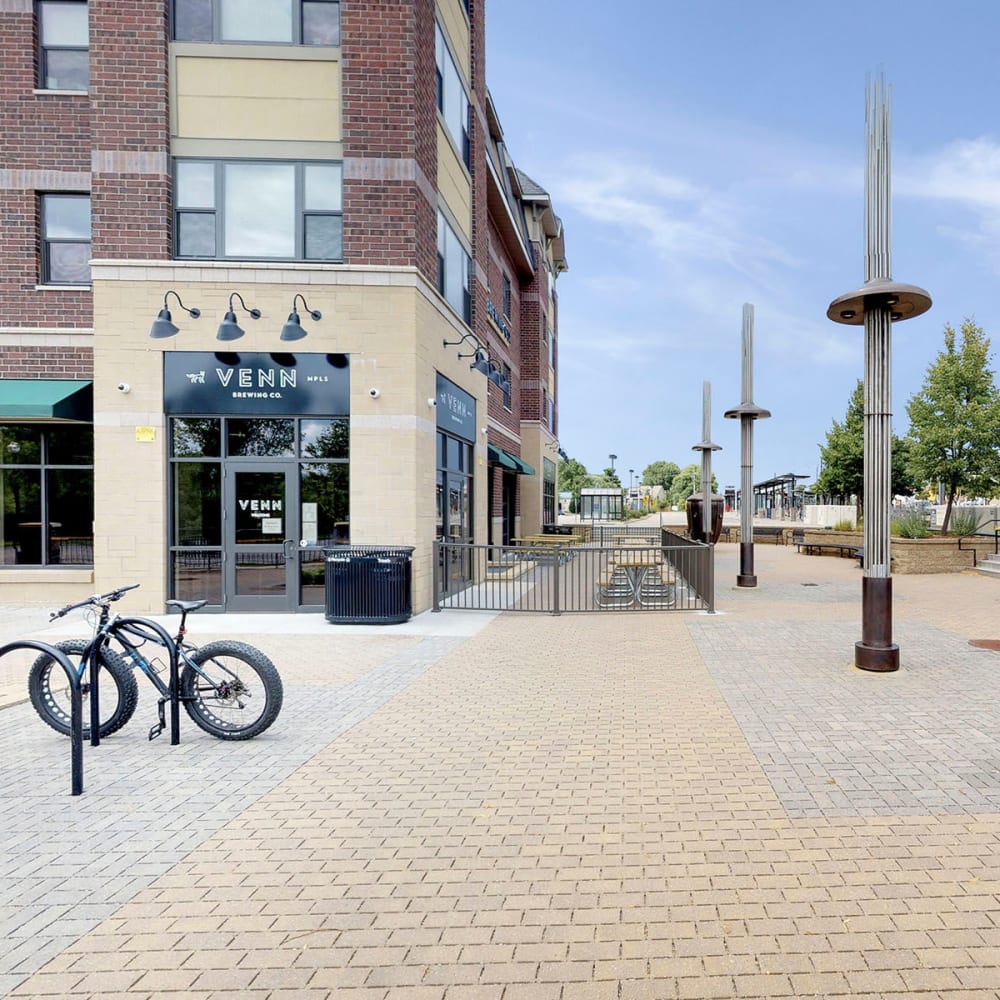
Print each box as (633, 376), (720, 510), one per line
(433, 538), (713, 614)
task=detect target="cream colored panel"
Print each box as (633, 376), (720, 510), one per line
(437, 1), (470, 81)
(176, 56), (340, 141)
(437, 125), (471, 241)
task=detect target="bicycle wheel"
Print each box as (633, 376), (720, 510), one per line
(180, 640), (283, 740)
(28, 639), (139, 738)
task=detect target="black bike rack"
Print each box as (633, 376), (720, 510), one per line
(0, 640), (85, 795)
(115, 617), (182, 745)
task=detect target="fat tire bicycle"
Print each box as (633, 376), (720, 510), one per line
(28, 584), (283, 742)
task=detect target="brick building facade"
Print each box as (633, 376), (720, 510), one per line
(0, 0), (566, 613)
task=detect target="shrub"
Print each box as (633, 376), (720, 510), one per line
(832, 519), (855, 531)
(893, 510), (932, 538)
(948, 508), (981, 537)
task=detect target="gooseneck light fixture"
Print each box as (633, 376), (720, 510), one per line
(217, 292), (261, 342)
(442, 331), (480, 350)
(149, 290), (200, 339)
(280, 294), (322, 342)
(468, 348), (492, 377)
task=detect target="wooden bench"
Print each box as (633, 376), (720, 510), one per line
(799, 541), (863, 565)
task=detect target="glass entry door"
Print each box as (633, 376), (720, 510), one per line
(226, 464), (298, 611)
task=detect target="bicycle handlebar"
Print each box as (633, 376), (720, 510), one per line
(50, 583), (141, 620)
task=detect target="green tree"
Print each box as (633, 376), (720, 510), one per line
(816, 379), (914, 519)
(557, 457), (590, 511)
(600, 468), (621, 488)
(642, 460), (680, 492)
(668, 464), (719, 507)
(905, 318), (1000, 533)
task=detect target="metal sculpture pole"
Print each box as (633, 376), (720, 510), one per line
(692, 380), (721, 543)
(724, 303), (771, 586)
(827, 76), (931, 672)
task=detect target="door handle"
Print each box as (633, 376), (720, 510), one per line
(282, 538), (297, 559)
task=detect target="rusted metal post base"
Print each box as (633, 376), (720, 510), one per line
(737, 542), (757, 588)
(855, 576), (899, 672)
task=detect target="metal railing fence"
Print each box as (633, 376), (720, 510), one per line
(433, 539), (713, 614)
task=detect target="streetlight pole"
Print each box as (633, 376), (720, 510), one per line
(629, 469), (634, 508)
(609, 453), (617, 475)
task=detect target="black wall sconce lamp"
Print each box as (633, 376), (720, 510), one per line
(488, 363), (511, 394)
(469, 347), (491, 377)
(149, 290), (200, 339)
(217, 292), (261, 342)
(280, 294), (322, 342)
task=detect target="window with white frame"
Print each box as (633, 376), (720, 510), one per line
(37, 0), (89, 91)
(435, 23), (470, 167)
(502, 362), (512, 409)
(502, 274), (511, 319)
(437, 211), (471, 324)
(41, 194), (91, 284)
(174, 160), (342, 261)
(173, 0), (340, 44)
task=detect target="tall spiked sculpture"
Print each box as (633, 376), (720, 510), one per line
(692, 381), (721, 541)
(827, 76), (931, 672)
(724, 303), (771, 587)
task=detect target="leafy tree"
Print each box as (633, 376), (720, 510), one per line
(816, 379), (914, 519)
(668, 463), (719, 507)
(557, 457), (590, 509)
(601, 467), (621, 488)
(905, 319), (1000, 533)
(642, 460), (680, 492)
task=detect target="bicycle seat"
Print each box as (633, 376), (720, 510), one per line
(166, 599), (208, 613)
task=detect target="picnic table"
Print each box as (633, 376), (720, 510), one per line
(595, 550), (674, 608)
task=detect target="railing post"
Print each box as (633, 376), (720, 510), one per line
(707, 542), (716, 613)
(552, 546), (561, 615)
(432, 541), (441, 612)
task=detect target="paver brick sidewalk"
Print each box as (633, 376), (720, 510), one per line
(8, 546), (1000, 997)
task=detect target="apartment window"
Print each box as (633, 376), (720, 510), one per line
(502, 363), (512, 409)
(435, 23), (470, 167)
(502, 274), (511, 320)
(41, 194), (91, 284)
(173, 0), (340, 44)
(0, 424), (94, 567)
(437, 211), (471, 324)
(38, 1), (89, 91)
(174, 160), (342, 261)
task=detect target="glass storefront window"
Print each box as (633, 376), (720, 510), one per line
(174, 463), (221, 545)
(0, 424), (93, 567)
(227, 418), (294, 457)
(301, 418), (348, 459)
(300, 463), (348, 545)
(173, 418), (220, 457)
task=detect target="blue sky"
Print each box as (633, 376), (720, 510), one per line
(485, 1), (1000, 490)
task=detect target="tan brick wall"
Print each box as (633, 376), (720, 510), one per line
(81, 261), (488, 614)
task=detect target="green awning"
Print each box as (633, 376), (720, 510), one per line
(507, 454), (535, 476)
(0, 380), (93, 421)
(488, 444), (517, 470)
(487, 444), (535, 476)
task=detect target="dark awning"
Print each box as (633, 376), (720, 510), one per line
(0, 380), (93, 421)
(507, 453), (535, 476)
(487, 444), (517, 470)
(487, 444), (535, 476)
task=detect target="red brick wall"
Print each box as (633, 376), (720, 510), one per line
(89, 0), (171, 258)
(341, 0), (438, 283)
(0, 347), (93, 379)
(0, 5), (92, 327)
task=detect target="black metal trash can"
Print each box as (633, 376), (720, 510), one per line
(325, 545), (415, 624)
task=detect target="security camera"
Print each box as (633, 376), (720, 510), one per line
(428, 397), (437, 407)
(368, 387), (380, 398)
(117, 383), (131, 394)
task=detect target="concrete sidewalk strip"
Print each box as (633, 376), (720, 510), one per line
(5, 546), (1000, 996)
